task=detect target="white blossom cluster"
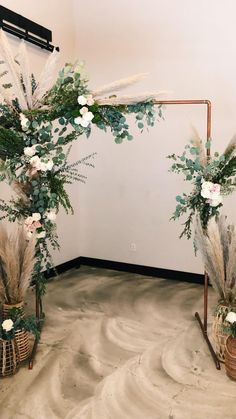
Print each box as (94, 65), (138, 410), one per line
(24, 211), (57, 239)
(74, 95), (95, 128)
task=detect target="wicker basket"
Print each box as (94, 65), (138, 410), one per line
(2, 302), (30, 362)
(212, 303), (232, 363)
(0, 338), (19, 377)
(225, 336), (236, 380)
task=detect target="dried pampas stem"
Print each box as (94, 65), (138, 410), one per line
(223, 133), (236, 157)
(0, 224), (36, 304)
(96, 91), (166, 106)
(195, 216), (225, 300)
(0, 30), (28, 110)
(15, 41), (33, 109)
(190, 126), (207, 166)
(32, 49), (60, 107)
(92, 73), (148, 97)
(195, 215), (236, 303)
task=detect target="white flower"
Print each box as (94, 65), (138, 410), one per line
(83, 111), (94, 122)
(32, 213), (41, 222)
(74, 116), (90, 128)
(37, 231), (46, 239)
(201, 181), (222, 207)
(20, 113), (29, 131)
(40, 159), (54, 172)
(24, 145), (36, 157)
(77, 95), (87, 106)
(226, 311), (236, 324)
(207, 196), (223, 207)
(30, 156), (53, 172)
(2, 319), (14, 332)
(46, 211), (57, 221)
(26, 231), (33, 239)
(80, 106), (88, 115)
(201, 181), (221, 199)
(86, 95), (94, 106)
(30, 155), (41, 169)
(25, 216), (34, 225)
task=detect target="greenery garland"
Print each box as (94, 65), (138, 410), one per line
(0, 53), (163, 295)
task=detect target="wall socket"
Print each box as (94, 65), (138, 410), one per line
(130, 243), (137, 251)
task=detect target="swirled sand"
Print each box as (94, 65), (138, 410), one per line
(0, 266), (234, 419)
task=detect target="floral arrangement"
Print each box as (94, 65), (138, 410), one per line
(0, 31), (163, 295)
(224, 311), (236, 338)
(0, 307), (39, 341)
(168, 131), (236, 238)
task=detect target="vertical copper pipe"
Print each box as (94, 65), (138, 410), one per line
(154, 99), (212, 333)
(204, 100), (211, 332)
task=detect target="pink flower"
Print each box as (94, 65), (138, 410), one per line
(27, 221), (42, 232)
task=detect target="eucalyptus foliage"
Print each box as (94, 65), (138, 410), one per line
(0, 61), (161, 295)
(168, 138), (236, 239)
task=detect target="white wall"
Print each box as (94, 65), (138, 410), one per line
(0, 0), (79, 265)
(1, 1), (236, 274)
(72, 0), (236, 274)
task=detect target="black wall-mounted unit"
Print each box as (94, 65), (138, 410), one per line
(0, 5), (59, 52)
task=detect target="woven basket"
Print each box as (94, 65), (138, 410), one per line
(225, 336), (236, 380)
(2, 302), (30, 362)
(212, 303), (232, 363)
(0, 338), (19, 377)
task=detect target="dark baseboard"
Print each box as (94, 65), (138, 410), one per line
(44, 256), (204, 285)
(43, 257), (81, 279)
(79, 257), (204, 285)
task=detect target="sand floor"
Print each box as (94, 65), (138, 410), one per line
(0, 266), (235, 419)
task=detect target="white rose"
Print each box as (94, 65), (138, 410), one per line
(74, 116), (90, 128)
(32, 213), (41, 222)
(45, 160), (54, 171)
(201, 181), (222, 207)
(226, 311), (236, 324)
(30, 155), (41, 169)
(24, 146), (36, 157)
(2, 319), (14, 332)
(207, 196), (223, 207)
(37, 231), (46, 239)
(46, 211), (57, 221)
(201, 181), (221, 199)
(25, 216), (34, 225)
(80, 106), (88, 115)
(20, 113), (29, 131)
(77, 95), (87, 106)
(39, 159), (53, 172)
(83, 111), (94, 122)
(86, 95), (94, 106)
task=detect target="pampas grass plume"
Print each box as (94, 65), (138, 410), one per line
(0, 224), (36, 304)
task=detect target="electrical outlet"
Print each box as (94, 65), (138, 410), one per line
(130, 243), (137, 251)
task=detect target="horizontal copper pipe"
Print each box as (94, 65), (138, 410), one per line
(153, 99), (212, 156)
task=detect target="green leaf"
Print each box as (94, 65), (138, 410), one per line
(59, 118), (65, 125)
(176, 195), (182, 202)
(32, 121), (38, 129)
(138, 122), (144, 129)
(205, 140), (211, 149)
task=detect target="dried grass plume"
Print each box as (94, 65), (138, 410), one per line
(0, 224), (36, 304)
(195, 215), (236, 303)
